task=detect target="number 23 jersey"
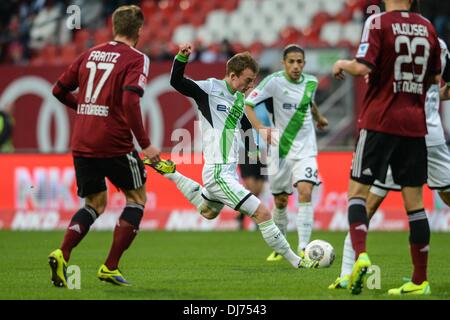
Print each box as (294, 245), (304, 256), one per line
(355, 11), (441, 137)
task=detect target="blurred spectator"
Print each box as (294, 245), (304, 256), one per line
(7, 41), (27, 65)
(421, 0), (450, 43)
(216, 39), (235, 62)
(29, 0), (63, 50)
(0, 105), (15, 153)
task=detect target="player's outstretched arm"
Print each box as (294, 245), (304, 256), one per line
(332, 59), (372, 79)
(244, 104), (273, 145)
(169, 43), (204, 99)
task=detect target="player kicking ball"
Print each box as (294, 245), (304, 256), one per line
(145, 43), (318, 269)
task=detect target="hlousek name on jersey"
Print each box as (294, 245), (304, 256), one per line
(392, 23), (429, 37)
(77, 103), (109, 117)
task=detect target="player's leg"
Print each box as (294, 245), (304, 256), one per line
(238, 175), (264, 230)
(330, 183), (387, 289)
(296, 182), (314, 254)
(248, 202), (318, 269)
(346, 179), (373, 294)
(60, 191), (106, 261)
(145, 159), (204, 212)
(265, 193), (289, 261)
(345, 129), (394, 294)
(49, 157), (106, 288)
(210, 162), (317, 268)
(427, 144), (450, 207)
(293, 156), (320, 254)
(98, 151), (147, 286)
(100, 186), (146, 286)
(267, 158), (292, 261)
(388, 136), (430, 295)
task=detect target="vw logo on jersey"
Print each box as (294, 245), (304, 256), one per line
(217, 104), (228, 112)
(283, 103), (296, 109)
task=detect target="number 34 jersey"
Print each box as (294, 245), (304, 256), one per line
(57, 41), (150, 157)
(355, 11), (441, 137)
(246, 71), (319, 160)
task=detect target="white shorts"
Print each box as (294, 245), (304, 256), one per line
(267, 156), (321, 195)
(201, 163), (261, 216)
(372, 144), (450, 196)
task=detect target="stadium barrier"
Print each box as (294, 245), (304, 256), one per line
(0, 64), (224, 152)
(1, 152), (449, 231)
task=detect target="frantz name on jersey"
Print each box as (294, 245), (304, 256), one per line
(87, 50), (121, 63)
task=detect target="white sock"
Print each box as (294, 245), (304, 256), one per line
(340, 232), (355, 278)
(272, 206), (288, 236)
(258, 219), (300, 268)
(296, 202), (314, 252)
(165, 171), (203, 210)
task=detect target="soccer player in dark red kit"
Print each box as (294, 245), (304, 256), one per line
(49, 5), (160, 287)
(332, 0), (441, 295)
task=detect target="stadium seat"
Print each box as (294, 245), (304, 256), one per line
(320, 22), (343, 46)
(94, 28), (111, 46)
(172, 24), (197, 44)
(60, 44), (77, 65)
(74, 29), (91, 52)
(342, 22), (363, 46)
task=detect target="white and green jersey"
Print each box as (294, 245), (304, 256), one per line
(171, 54), (255, 164)
(425, 38), (449, 147)
(246, 71), (319, 160)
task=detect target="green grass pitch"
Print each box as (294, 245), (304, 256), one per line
(0, 231), (449, 300)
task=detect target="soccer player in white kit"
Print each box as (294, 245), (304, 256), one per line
(329, 38), (450, 290)
(146, 43), (318, 269)
(245, 45), (328, 261)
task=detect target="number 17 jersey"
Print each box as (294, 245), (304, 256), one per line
(57, 41), (150, 157)
(355, 11), (441, 137)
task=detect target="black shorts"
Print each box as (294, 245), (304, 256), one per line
(239, 160), (267, 181)
(73, 150), (147, 198)
(351, 129), (427, 187)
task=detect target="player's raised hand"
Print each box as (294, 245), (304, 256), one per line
(179, 43), (193, 58)
(142, 145), (161, 163)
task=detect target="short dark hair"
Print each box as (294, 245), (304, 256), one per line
(282, 44), (305, 60)
(226, 52), (259, 76)
(410, 0), (421, 13)
(112, 5), (144, 41)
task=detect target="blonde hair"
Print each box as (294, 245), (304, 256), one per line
(112, 5), (144, 41)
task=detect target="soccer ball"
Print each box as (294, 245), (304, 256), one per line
(304, 240), (335, 268)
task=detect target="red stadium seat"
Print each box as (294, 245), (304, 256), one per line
(74, 29), (90, 52)
(94, 28), (111, 46)
(60, 44), (78, 65)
